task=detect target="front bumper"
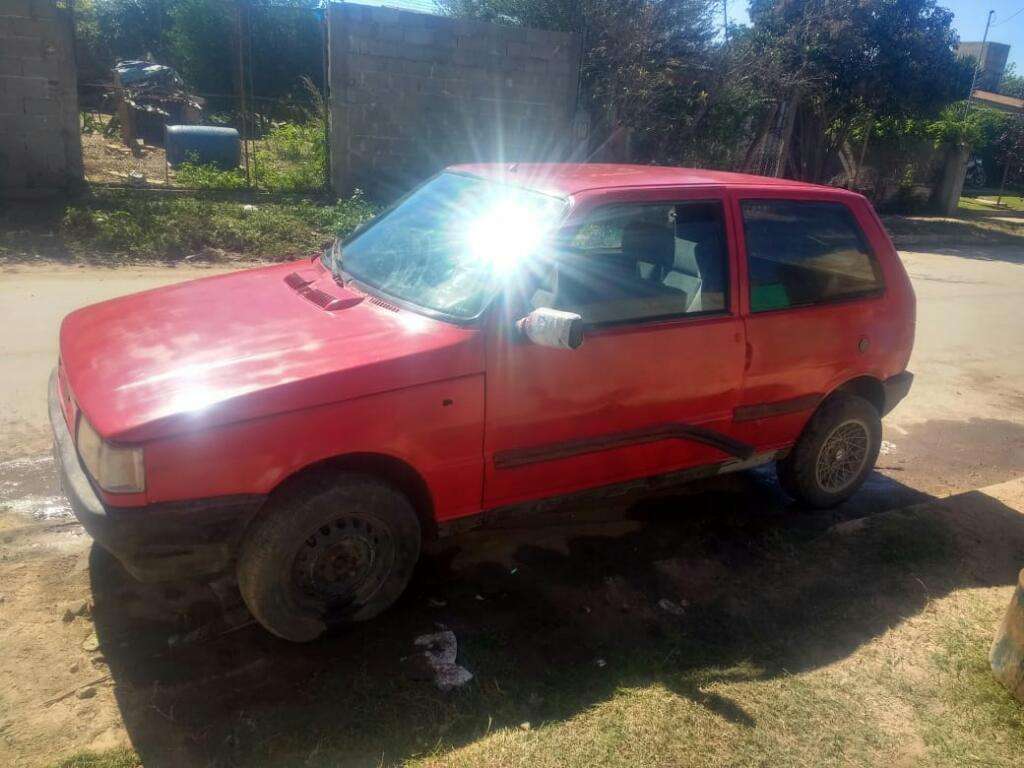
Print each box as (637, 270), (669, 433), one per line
(48, 369), (265, 582)
(881, 371), (914, 416)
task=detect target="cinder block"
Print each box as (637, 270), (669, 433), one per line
(519, 57), (550, 74)
(1, 35), (43, 59)
(23, 96), (59, 115)
(370, 7), (406, 26)
(0, 75), (48, 99)
(551, 41), (574, 61)
(403, 28), (434, 46)
(0, 0), (34, 19)
(8, 17), (52, 38)
(377, 24), (404, 42)
(0, 57), (22, 77)
(0, 95), (20, 115)
(26, 0), (57, 18)
(2, 111), (55, 132)
(23, 55), (59, 79)
(400, 59), (434, 78)
(506, 41), (534, 59)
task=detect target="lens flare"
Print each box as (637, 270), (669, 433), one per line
(463, 199), (549, 276)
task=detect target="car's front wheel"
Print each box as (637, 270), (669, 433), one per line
(777, 392), (882, 509)
(237, 471), (421, 642)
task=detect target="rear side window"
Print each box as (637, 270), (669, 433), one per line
(741, 200), (884, 312)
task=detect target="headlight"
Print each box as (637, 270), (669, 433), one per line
(76, 416), (145, 493)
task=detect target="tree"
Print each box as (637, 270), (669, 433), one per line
(994, 115), (1024, 195)
(998, 62), (1024, 101)
(746, 0), (973, 182)
(76, 0), (327, 117)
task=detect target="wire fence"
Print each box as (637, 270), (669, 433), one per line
(74, 2), (329, 194)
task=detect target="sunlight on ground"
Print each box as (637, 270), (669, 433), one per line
(50, 577), (1024, 768)
(960, 192), (1024, 213)
(398, 589), (1022, 768)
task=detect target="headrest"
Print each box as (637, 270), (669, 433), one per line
(621, 221), (675, 269)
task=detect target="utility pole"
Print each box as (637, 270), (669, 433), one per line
(965, 10), (996, 122)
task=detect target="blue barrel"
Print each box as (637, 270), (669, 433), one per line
(165, 125), (241, 169)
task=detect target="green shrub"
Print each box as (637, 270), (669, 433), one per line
(173, 117), (328, 193)
(252, 117), (329, 192)
(174, 162), (249, 190)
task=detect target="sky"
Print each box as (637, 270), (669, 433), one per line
(355, 1), (1024, 74)
(726, 1), (1024, 72)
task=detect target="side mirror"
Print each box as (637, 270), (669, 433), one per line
(516, 307), (584, 350)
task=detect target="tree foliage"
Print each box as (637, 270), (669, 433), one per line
(76, 0), (326, 115)
(998, 62), (1024, 101)
(995, 115), (1024, 187)
(744, 0), (972, 181)
(441, 0), (972, 181)
(79, 0), (980, 192)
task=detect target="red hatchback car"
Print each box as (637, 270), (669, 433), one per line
(51, 164), (914, 641)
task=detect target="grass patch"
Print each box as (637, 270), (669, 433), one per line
(959, 191), (1024, 213)
(882, 211), (1024, 249)
(921, 594), (1024, 765)
(0, 189), (377, 263)
(49, 749), (140, 768)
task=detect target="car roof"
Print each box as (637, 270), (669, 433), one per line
(449, 162), (835, 198)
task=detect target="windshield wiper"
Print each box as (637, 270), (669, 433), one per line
(322, 240), (353, 285)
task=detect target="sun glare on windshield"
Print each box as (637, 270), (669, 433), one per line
(463, 199), (552, 278)
(340, 173), (566, 319)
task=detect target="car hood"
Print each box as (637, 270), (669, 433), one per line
(59, 259), (483, 442)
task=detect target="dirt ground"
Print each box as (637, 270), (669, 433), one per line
(81, 132), (172, 188)
(0, 245), (1023, 767)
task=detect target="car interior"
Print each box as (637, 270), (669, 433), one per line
(743, 201), (884, 312)
(532, 201), (728, 325)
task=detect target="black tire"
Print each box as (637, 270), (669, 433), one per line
(237, 471), (421, 642)
(777, 393), (881, 509)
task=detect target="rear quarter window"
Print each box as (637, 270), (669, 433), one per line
(741, 199), (884, 312)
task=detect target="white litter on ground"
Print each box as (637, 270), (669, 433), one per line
(880, 440), (897, 455)
(412, 630), (473, 691)
(658, 598), (687, 616)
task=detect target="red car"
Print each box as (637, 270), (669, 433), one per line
(50, 164), (914, 641)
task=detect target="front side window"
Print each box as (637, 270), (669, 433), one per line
(335, 172), (567, 320)
(533, 200), (730, 325)
(741, 200), (884, 312)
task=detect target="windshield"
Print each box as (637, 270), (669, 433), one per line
(334, 172), (567, 319)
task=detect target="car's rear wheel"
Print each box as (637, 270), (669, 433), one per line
(777, 392), (881, 509)
(237, 471), (421, 642)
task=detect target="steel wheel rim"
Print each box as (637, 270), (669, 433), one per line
(291, 513), (395, 609)
(814, 418), (870, 493)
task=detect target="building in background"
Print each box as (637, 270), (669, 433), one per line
(958, 41), (1011, 92)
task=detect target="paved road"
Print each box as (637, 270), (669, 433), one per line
(0, 262), (236, 461)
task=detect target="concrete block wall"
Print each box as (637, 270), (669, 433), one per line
(0, 0), (83, 196)
(328, 3), (580, 198)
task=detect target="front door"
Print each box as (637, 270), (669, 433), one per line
(482, 187), (748, 508)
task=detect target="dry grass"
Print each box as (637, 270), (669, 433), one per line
(400, 590), (1021, 768)
(45, 491), (1024, 768)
